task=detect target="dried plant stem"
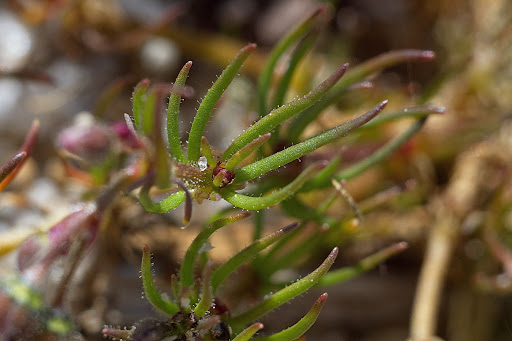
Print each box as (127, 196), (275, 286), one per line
(409, 202), (459, 341)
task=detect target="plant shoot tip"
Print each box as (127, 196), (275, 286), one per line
(245, 43), (257, 51)
(318, 292), (328, 302)
(281, 222), (300, 233)
(396, 241), (409, 250)
(422, 50), (436, 59)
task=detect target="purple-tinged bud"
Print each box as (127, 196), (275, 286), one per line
(20, 204), (100, 285)
(111, 121), (143, 149)
(57, 123), (113, 164)
(212, 164), (234, 188)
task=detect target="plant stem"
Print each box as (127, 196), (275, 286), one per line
(408, 202), (458, 341)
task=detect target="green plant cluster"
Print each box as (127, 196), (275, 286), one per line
(0, 6), (443, 341)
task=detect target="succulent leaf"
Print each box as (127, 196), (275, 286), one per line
(141, 244), (180, 315)
(227, 247), (338, 331)
(211, 222), (300, 292)
(288, 49), (435, 142)
(180, 212), (252, 287)
(132, 78), (150, 132)
(254, 293), (328, 341)
(138, 186), (187, 213)
(225, 133), (271, 172)
(233, 101), (386, 184)
(168, 61), (193, 163)
(317, 242), (408, 287)
(193, 261), (214, 317)
(187, 43), (256, 162)
(220, 162), (325, 210)
(223, 64), (349, 163)
(233, 323), (264, 341)
(258, 6), (328, 116)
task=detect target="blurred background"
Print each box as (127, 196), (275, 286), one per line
(1, 0), (512, 340)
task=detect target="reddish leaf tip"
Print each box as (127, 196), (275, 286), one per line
(312, 4), (329, 17)
(245, 43), (257, 51)
(318, 292), (328, 303)
(396, 241), (409, 250)
(330, 247), (339, 259)
(427, 104), (447, 114)
(421, 50), (436, 60)
(281, 222), (300, 233)
(143, 244), (150, 252)
(139, 78), (151, 86)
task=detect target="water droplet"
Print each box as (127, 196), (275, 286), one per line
(198, 156), (207, 171)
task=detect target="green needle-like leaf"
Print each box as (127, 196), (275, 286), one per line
(153, 86), (172, 189)
(288, 50), (435, 142)
(180, 212), (252, 288)
(138, 186), (186, 213)
(187, 43), (256, 162)
(233, 101), (386, 184)
(263, 231), (322, 277)
(220, 162), (325, 210)
(225, 133), (271, 172)
(334, 117), (427, 183)
(201, 136), (217, 169)
(233, 323), (264, 341)
(360, 104), (446, 129)
(255, 293), (328, 341)
(223, 64), (349, 162)
(170, 274), (180, 301)
(194, 261), (213, 317)
(141, 245), (180, 315)
(132, 79), (150, 132)
(299, 155), (342, 192)
(142, 89), (158, 135)
(317, 242), (408, 287)
(168, 61), (192, 163)
(228, 247), (338, 331)
(211, 222), (299, 292)
(258, 6), (327, 116)
(272, 29), (319, 110)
